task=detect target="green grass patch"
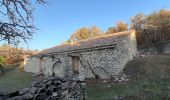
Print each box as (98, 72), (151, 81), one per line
(0, 65), (33, 92)
(87, 83), (129, 100)
(87, 79), (170, 100)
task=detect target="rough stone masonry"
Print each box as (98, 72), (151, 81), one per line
(0, 77), (87, 100)
(24, 30), (137, 79)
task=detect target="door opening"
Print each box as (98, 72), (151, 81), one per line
(72, 56), (80, 77)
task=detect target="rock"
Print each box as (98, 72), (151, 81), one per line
(0, 77), (87, 100)
(22, 93), (33, 99)
(48, 86), (57, 92)
(0, 91), (6, 96)
(46, 81), (54, 86)
(7, 96), (23, 100)
(61, 82), (69, 90)
(19, 88), (30, 95)
(30, 87), (37, 94)
(8, 91), (19, 97)
(52, 92), (58, 97)
(37, 88), (46, 94)
(42, 79), (48, 83)
(73, 76), (85, 82)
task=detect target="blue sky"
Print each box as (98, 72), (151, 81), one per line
(23, 0), (170, 50)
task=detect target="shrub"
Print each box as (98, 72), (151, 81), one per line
(0, 56), (5, 66)
(0, 56), (5, 74)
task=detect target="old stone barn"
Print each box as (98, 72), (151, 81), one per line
(24, 30), (137, 79)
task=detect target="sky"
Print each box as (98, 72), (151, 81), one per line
(22, 0), (170, 50)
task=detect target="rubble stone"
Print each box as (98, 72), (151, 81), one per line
(0, 77), (87, 100)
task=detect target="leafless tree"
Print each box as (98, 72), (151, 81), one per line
(0, 0), (46, 44)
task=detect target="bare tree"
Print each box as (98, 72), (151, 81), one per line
(0, 0), (46, 44)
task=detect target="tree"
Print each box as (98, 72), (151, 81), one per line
(106, 21), (128, 34)
(0, 44), (36, 64)
(131, 9), (170, 53)
(0, 0), (46, 45)
(146, 9), (170, 52)
(130, 13), (146, 44)
(90, 26), (103, 37)
(74, 27), (90, 40)
(116, 21), (129, 32)
(0, 56), (5, 65)
(68, 26), (103, 42)
(106, 27), (117, 34)
(0, 56), (5, 74)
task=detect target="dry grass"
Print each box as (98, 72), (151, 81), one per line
(123, 54), (170, 81)
(87, 55), (170, 100)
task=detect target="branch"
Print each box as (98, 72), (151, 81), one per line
(0, 0), (46, 44)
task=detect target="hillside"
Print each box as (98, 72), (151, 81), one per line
(124, 54), (170, 81)
(87, 55), (170, 100)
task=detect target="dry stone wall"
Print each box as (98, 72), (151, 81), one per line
(137, 42), (170, 56)
(24, 31), (137, 79)
(0, 77), (87, 100)
(24, 57), (40, 73)
(79, 33), (136, 79)
(25, 55), (73, 78)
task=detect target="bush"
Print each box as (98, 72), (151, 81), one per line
(0, 56), (5, 74)
(0, 56), (5, 66)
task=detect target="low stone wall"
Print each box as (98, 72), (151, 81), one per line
(0, 77), (87, 100)
(137, 42), (170, 56)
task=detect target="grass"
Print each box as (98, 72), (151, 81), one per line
(87, 83), (128, 100)
(87, 55), (170, 100)
(87, 78), (170, 100)
(0, 64), (36, 92)
(0, 55), (170, 100)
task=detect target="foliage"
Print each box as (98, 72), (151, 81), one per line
(67, 26), (103, 42)
(67, 9), (170, 53)
(131, 9), (170, 53)
(0, 56), (5, 66)
(0, 44), (37, 64)
(0, 56), (5, 74)
(106, 21), (128, 34)
(0, 0), (46, 44)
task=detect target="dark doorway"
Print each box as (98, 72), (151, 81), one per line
(72, 56), (80, 77)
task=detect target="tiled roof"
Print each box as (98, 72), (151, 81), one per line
(37, 30), (134, 55)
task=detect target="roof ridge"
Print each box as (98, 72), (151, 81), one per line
(38, 30), (134, 54)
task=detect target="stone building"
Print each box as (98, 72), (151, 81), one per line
(24, 30), (137, 79)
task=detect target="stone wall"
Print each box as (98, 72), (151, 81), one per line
(24, 31), (137, 79)
(25, 55), (73, 78)
(24, 57), (40, 73)
(79, 32), (137, 79)
(137, 42), (170, 56)
(0, 77), (87, 100)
